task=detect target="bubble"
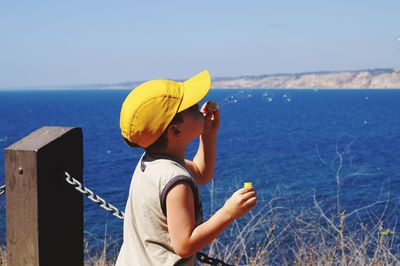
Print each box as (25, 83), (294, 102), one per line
(262, 92), (273, 103)
(363, 120), (368, 125)
(365, 96), (369, 100)
(237, 90), (252, 99)
(282, 94), (292, 102)
(224, 95), (238, 104)
(107, 149), (111, 154)
(225, 91), (252, 104)
(394, 36), (400, 51)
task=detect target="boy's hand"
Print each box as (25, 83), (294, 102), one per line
(222, 187), (257, 220)
(201, 101), (220, 136)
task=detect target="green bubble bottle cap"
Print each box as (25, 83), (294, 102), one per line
(244, 182), (253, 188)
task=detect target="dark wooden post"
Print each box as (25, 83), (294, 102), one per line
(4, 127), (83, 266)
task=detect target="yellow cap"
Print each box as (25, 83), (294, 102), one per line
(120, 70), (211, 148)
(244, 182), (253, 188)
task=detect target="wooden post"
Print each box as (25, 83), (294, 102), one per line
(4, 127), (83, 266)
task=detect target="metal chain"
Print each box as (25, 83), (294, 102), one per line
(64, 172), (125, 220)
(0, 184), (5, 196)
(196, 252), (233, 266)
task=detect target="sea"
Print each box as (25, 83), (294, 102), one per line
(1, 89), (400, 259)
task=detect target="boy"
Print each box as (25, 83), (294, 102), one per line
(116, 70), (257, 266)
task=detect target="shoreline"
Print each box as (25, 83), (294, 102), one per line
(1, 68), (400, 91)
(1, 87), (400, 92)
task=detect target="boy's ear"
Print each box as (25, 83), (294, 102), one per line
(172, 126), (180, 135)
(167, 125), (181, 138)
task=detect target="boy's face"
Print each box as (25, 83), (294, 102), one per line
(176, 104), (204, 141)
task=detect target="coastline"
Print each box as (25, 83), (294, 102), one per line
(1, 68), (400, 91)
(212, 68), (400, 89)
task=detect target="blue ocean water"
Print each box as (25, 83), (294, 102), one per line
(1, 89), (400, 256)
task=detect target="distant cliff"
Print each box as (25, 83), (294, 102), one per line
(212, 68), (400, 89)
(13, 68), (399, 91)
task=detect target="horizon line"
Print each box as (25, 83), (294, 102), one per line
(0, 67), (398, 90)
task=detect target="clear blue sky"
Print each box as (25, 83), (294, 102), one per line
(1, 1), (399, 88)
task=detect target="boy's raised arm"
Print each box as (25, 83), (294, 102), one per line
(185, 102), (220, 185)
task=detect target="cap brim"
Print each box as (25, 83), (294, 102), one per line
(178, 70), (211, 112)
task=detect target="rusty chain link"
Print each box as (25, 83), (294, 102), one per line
(0, 185), (5, 196)
(196, 252), (233, 266)
(64, 172), (124, 220)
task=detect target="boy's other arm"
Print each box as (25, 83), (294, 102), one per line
(166, 182), (256, 258)
(185, 103), (220, 185)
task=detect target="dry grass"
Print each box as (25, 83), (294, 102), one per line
(84, 234), (118, 266)
(202, 197), (400, 266)
(1, 142), (399, 265)
(200, 142), (400, 265)
(1, 200), (399, 266)
(0, 240), (117, 266)
(0, 246), (5, 266)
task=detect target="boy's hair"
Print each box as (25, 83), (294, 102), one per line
(123, 111), (184, 153)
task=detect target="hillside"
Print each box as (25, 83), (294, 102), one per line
(5, 68), (400, 91)
(212, 68), (400, 89)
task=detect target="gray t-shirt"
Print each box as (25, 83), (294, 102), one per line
(116, 153), (203, 266)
